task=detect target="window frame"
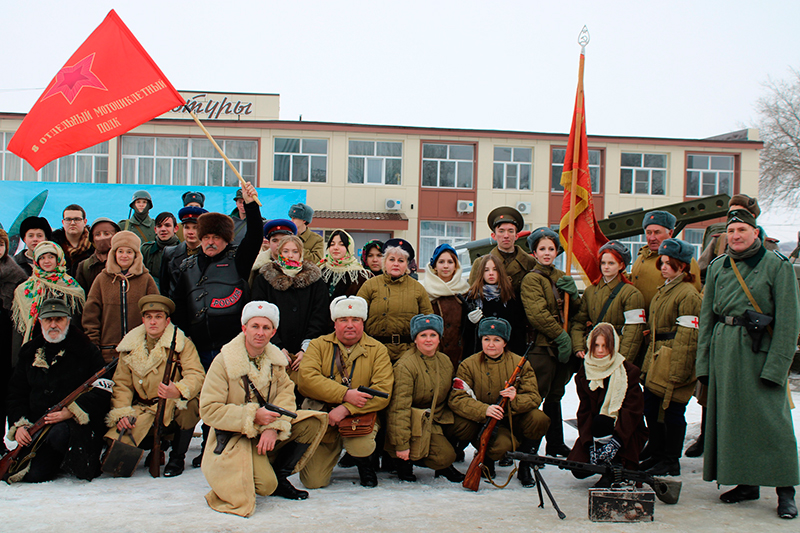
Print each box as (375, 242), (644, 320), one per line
(1, 132), (109, 183)
(418, 219), (473, 270)
(273, 137), (329, 184)
(420, 141), (476, 189)
(550, 146), (604, 194)
(493, 146), (532, 190)
(347, 140), (403, 185)
(619, 152), (668, 196)
(685, 152), (737, 198)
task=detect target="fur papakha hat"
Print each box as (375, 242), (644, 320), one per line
(197, 212), (235, 243)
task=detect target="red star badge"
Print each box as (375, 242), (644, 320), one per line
(348, 304), (353, 309)
(42, 53), (107, 105)
(258, 305), (263, 309)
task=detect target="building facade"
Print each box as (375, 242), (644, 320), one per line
(0, 91), (762, 270)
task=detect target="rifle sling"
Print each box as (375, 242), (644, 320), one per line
(597, 280), (625, 325)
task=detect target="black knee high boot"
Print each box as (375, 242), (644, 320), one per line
(165, 429), (193, 477)
(646, 423), (684, 477)
(543, 401), (571, 457)
(272, 442), (311, 500)
(192, 424), (208, 468)
(516, 438), (538, 488)
(684, 407), (705, 458)
(354, 455), (378, 488)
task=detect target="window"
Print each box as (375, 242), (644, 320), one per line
(422, 143), (474, 188)
(348, 140), (402, 185)
(551, 147), (601, 193)
(274, 138), (327, 183)
(493, 147), (531, 190)
(120, 136), (257, 186)
(620, 153), (667, 195)
(419, 220), (472, 268)
(1, 132), (108, 183)
(618, 234), (647, 272)
(686, 154), (734, 197)
(681, 228), (704, 260)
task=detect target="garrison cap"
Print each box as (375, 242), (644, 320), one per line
(182, 191), (205, 207)
(139, 295), (176, 316)
(658, 238), (694, 265)
(478, 317), (511, 343)
(288, 203), (314, 224)
(527, 227), (562, 255)
(178, 206), (207, 225)
(642, 210), (676, 231)
(410, 314), (444, 339)
(38, 298), (71, 319)
(726, 208), (757, 229)
(487, 206), (524, 232)
(263, 219), (298, 239)
(383, 238), (415, 262)
(598, 240), (631, 266)
(129, 190), (153, 210)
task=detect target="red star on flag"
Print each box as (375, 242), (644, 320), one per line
(42, 53), (107, 105)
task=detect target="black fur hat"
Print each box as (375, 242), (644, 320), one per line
(197, 212), (234, 243)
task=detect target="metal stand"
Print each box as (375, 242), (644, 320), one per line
(533, 465), (566, 519)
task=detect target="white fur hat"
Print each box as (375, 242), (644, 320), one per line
(241, 301), (280, 329)
(330, 295), (368, 321)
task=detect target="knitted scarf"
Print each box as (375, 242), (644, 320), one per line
(726, 234), (762, 261)
(12, 242), (85, 343)
(583, 323), (627, 421)
(422, 263), (469, 300)
(318, 230), (369, 289)
(63, 228), (92, 264)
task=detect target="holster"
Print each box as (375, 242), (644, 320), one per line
(213, 429), (235, 454)
(743, 310), (773, 353)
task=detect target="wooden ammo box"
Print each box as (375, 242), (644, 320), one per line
(588, 485), (655, 522)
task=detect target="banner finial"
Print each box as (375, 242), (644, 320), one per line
(578, 25), (590, 52)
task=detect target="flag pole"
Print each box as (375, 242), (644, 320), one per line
(563, 26), (589, 330)
(188, 111), (262, 206)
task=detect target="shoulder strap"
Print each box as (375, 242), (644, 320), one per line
(330, 344), (356, 386)
(533, 268), (564, 324)
(729, 258), (773, 336)
(597, 281), (625, 324)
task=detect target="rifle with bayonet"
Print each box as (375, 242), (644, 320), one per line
(149, 326), (179, 478)
(462, 342), (533, 491)
(506, 451), (682, 507)
(1, 358), (118, 482)
(212, 376), (298, 455)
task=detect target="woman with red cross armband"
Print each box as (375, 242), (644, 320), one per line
(570, 240), (646, 364)
(638, 238), (701, 478)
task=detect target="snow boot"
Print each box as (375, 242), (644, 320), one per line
(396, 459), (416, 482)
(271, 442), (310, 500)
(645, 423), (685, 477)
(777, 487), (797, 519)
(164, 429), (193, 477)
(543, 401), (571, 457)
(684, 407), (705, 458)
(516, 439), (538, 488)
(720, 484), (760, 503)
(355, 455), (378, 488)
(434, 465), (465, 483)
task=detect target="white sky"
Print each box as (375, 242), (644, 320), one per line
(1, 1), (799, 139)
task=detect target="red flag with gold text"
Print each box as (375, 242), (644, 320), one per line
(8, 10), (184, 170)
(558, 53), (607, 282)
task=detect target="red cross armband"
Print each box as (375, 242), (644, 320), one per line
(623, 309), (646, 324)
(676, 315), (699, 329)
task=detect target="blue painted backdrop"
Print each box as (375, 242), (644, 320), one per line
(1, 182), (305, 237)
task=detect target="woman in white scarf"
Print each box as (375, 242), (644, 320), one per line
(422, 244), (469, 369)
(568, 323), (648, 488)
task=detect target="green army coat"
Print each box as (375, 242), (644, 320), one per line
(631, 246), (701, 312)
(571, 276), (645, 362)
(298, 228), (324, 265)
(641, 272), (701, 405)
(357, 273), (434, 361)
(520, 262), (580, 348)
(386, 348), (455, 452)
(697, 247), (800, 487)
(468, 246), (536, 294)
(449, 350), (541, 422)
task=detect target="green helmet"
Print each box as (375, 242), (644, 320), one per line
(130, 190), (153, 210)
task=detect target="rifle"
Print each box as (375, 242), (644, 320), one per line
(149, 326), (179, 478)
(506, 451), (682, 511)
(213, 377), (299, 455)
(462, 342), (533, 491)
(1, 358), (118, 482)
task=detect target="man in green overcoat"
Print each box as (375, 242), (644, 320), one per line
(697, 208), (799, 520)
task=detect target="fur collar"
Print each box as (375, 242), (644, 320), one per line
(258, 261), (322, 291)
(116, 323), (186, 377)
(220, 332), (287, 392)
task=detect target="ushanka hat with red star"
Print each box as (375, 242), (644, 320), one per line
(330, 295), (368, 321)
(410, 314), (443, 339)
(241, 300), (280, 328)
(478, 317), (511, 342)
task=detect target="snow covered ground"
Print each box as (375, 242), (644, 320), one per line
(3, 378), (799, 532)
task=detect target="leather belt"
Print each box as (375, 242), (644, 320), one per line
(374, 334), (412, 345)
(654, 332), (676, 341)
(133, 393), (158, 406)
(719, 315), (747, 327)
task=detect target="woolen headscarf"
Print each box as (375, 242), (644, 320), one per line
(583, 323), (627, 421)
(11, 241), (85, 342)
(318, 229), (369, 293)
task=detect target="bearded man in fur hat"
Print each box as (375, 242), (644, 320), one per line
(171, 181), (263, 467)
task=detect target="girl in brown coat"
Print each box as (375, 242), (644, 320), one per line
(82, 231), (158, 362)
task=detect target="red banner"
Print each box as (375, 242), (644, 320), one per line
(558, 52), (607, 282)
(8, 10), (184, 170)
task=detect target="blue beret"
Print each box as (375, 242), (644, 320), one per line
(643, 210), (676, 231)
(289, 203), (314, 223)
(598, 240), (631, 266)
(478, 317), (511, 343)
(527, 227), (562, 255)
(658, 238), (694, 264)
(178, 206), (207, 224)
(410, 314), (444, 339)
(263, 219), (298, 239)
(429, 243), (458, 269)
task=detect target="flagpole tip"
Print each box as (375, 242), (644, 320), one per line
(578, 26), (590, 51)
